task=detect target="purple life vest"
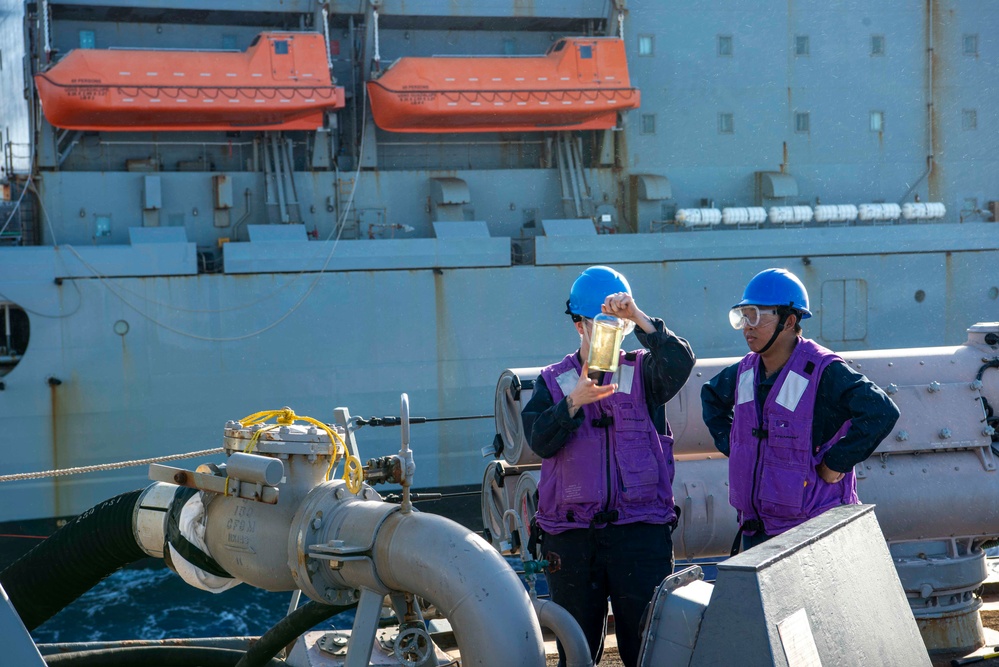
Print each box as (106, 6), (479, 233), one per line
(729, 338), (857, 535)
(536, 350), (676, 535)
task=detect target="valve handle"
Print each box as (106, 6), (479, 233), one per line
(393, 626), (433, 667)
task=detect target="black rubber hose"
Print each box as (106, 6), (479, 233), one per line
(43, 646), (285, 666)
(234, 600), (356, 667)
(0, 489), (148, 630)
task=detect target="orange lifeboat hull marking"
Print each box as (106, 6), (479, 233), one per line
(367, 37), (640, 133)
(34, 33), (345, 132)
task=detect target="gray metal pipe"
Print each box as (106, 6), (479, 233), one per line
(555, 134), (572, 207)
(369, 510), (546, 667)
(532, 598), (593, 667)
(282, 137), (300, 205)
(560, 133), (582, 217)
(269, 133), (289, 223)
(899, 0), (934, 204)
(573, 135), (591, 200)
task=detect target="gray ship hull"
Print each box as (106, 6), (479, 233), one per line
(2, 228), (998, 523)
(1, 0), (998, 525)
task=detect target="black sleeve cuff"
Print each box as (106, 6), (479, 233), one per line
(554, 398), (585, 430)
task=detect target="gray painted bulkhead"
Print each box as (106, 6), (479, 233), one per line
(0, 0), (997, 523)
(1, 247), (997, 522)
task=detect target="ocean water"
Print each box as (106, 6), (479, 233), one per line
(28, 559), (722, 647)
(30, 565), (336, 645)
(29, 559), (544, 646)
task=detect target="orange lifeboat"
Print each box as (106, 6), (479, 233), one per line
(366, 37), (640, 133)
(34, 32), (345, 132)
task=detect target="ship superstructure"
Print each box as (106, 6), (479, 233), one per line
(0, 0), (997, 532)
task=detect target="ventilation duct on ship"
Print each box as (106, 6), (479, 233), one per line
(633, 174), (672, 201)
(212, 174), (234, 229)
(430, 177), (471, 223)
(142, 175), (161, 228)
(754, 171), (798, 204)
(630, 174), (672, 232)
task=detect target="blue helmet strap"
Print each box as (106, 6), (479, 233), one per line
(756, 311), (790, 356)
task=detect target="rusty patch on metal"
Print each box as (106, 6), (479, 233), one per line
(928, 0), (944, 200)
(50, 382), (60, 514)
(916, 611), (985, 654)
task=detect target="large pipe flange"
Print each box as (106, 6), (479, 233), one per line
(288, 479), (393, 604)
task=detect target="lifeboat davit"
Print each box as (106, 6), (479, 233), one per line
(366, 37), (640, 133)
(34, 32), (345, 132)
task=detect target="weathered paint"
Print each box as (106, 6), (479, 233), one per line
(917, 611), (985, 654)
(929, 0), (941, 200)
(48, 382), (61, 516)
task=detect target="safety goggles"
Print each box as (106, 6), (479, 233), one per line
(728, 305), (779, 329)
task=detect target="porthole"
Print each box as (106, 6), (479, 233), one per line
(0, 302), (30, 378)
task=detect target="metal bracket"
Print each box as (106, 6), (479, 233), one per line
(661, 564), (704, 594)
(334, 406), (362, 462)
(974, 443), (997, 472)
(148, 463), (279, 504)
(309, 540), (372, 569)
(398, 393), (415, 513)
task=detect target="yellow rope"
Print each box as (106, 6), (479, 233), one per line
(245, 423), (279, 455)
(237, 408), (364, 494)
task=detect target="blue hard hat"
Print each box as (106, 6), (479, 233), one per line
(734, 268), (812, 319)
(566, 266), (632, 318)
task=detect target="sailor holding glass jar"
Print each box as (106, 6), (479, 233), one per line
(521, 265), (695, 667)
